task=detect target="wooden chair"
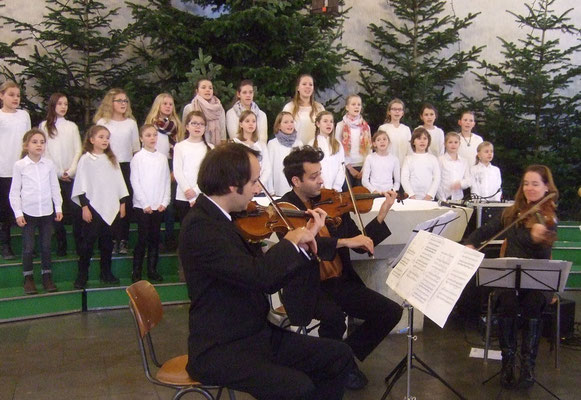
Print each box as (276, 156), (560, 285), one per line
(126, 280), (236, 400)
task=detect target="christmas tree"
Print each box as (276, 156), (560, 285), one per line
(474, 0), (581, 216)
(0, 0), (146, 127)
(129, 0), (348, 132)
(349, 0), (482, 130)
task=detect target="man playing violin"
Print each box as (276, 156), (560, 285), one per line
(279, 146), (403, 390)
(179, 143), (354, 400)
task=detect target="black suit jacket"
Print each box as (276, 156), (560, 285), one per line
(179, 194), (313, 374)
(278, 190), (391, 324)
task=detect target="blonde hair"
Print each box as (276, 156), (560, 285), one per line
(0, 81), (20, 109)
(82, 125), (118, 167)
(144, 93), (185, 142)
(385, 98), (405, 123)
(20, 129), (46, 158)
(93, 88), (135, 123)
(344, 94), (361, 114)
(475, 141), (493, 165)
(290, 74), (323, 122)
(236, 110), (258, 143)
(313, 111), (340, 156)
(273, 111), (294, 134)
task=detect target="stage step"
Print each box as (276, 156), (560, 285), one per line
(557, 221), (581, 242)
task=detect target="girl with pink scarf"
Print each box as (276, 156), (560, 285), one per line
(182, 79), (226, 146)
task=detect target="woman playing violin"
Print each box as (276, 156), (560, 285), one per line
(465, 165), (558, 389)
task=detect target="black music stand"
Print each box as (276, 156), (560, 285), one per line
(476, 258), (571, 399)
(380, 302), (467, 400)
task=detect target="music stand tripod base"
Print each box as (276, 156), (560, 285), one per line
(380, 303), (467, 400)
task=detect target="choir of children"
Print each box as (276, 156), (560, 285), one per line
(2, 77), (504, 294)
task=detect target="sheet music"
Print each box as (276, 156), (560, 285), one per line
(387, 230), (484, 328)
(389, 210), (459, 268)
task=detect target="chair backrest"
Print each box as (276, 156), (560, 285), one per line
(126, 280), (164, 338)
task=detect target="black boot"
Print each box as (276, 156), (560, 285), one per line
(147, 246), (163, 282)
(132, 257), (143, 283)
(519, 318), (542, 389)
(74, 265), (89, 289)
(1, 243), (15, 260)
(498, 317), (517, 389)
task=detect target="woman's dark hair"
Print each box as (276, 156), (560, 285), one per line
(44, 93), (67, 138)
(198, 143), (260, 196)
(283, 145), (325, 186)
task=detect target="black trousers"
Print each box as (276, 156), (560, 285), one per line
(316, 276), (403, 361)
(22, 214), (53, 274)
(112, 162), (132, 241)
(0, 177), (13, 245)
(133, 208), (163, 270)
(77, 206), (115, 281)
(54, 179), (82, 254)
(189, 325), (353, 400)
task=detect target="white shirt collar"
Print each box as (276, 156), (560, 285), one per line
(205, 195), (232, 221)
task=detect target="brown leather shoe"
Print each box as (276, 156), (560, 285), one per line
(24, 275), (38, 295)
(42, 273), (58, 292)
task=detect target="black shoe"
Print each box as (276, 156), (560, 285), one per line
(100, 273), (120, 285)
(147, 270), (163, 282)
(118, 240), (129, 255)
(131, 271), (142, 283)
(73, 278), (87, 289)
(2, 244), (15, 260)
(345, 364), (368, 390)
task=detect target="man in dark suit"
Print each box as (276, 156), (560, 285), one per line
(179, 143), (353, 400)
(279, 146), (403, 390)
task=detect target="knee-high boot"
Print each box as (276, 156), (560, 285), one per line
(519, 318), (542, 388)
(498, 317), (517, 388)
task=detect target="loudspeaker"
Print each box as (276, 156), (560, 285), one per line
(542, 297), (575, 340)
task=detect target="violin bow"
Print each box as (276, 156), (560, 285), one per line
(476, 192), (557, 252)
(343, 164), (374, 259)
(257, 179), (293, 231)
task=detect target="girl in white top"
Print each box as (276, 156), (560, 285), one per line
(182, 78), (226, 146)
(470, 141), (502, 202)
(173, 111), (213, 212)
(39, 93), (83, 256)
(130, 124), (171, 283)
(310, 111), (345, 191)
(267, 111), (303, 196)
(457, 110), (483, 164)
(335, 94), (372, 187)
(378, 98), (412, 168)
(418, 103), (445, 157)
(226, 80), (268, 144)
(9, 129), (62, 294)
(282, 74), (325, 145)
(94, 88), (139, 254)
(94, 88), (140, 164)
(144, 93), (185, 159)
(362, 130), (400, 193)
(0, 81), (31, 259)
(401, 128), (441, 200)
(71, 125), (129, 289)
(437, 132), (471, 201)
(233, 110), (272, 193)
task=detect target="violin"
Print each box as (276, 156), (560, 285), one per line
(234, 201), (342, 242)
(310, 187), (407, 219)
(476, 192), (557, 251)
(523, 194), (558, 246)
